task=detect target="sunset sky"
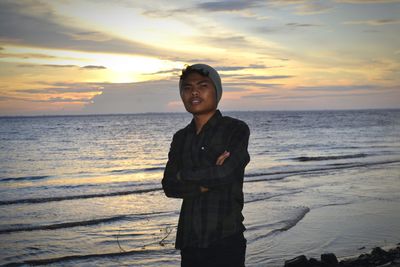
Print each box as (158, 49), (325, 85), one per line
(0, 0), (399, 116)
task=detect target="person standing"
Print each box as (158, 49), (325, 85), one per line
(162, 64), (250, 267)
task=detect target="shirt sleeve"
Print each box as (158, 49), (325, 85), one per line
(179, 121), (250, 188)
(162, 131), (202, 199)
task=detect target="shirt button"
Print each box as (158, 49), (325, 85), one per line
(201, 146), (205, 150)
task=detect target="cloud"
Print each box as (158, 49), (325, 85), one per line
(19, 85), (103, 94)
(240, 84), (398, 101)
(0, 51), (57, 59)
(193, 34), (283, 56)
(256, 21), (321, 35)
(44, 97), (92, 103)
(0, 1), (188, 60)
(344, 19), (400, 26)
(141, 7), (188, 18)
(0, 94), (92, 104)
(201, 35), (250, 48)
(216, 64), (268, 71)
(68, 31), (113, 42)
(335, 0), (400, 3)
(196, 1), (261, 12)
(81, 65), (107, 70)
(41, 64), (77, 68)
(17, 64), (107, 70)
(146, 68), (182, 75)
(264, 0), (333, 14)
(81, 80), (183, 114)
(224, 82), (282, 88)
(294, 1), (334, 14)
(241, 92), (282, 99)
(294, 85), (378, 92)
(237, 75), (293, 80)
(286, 22), (320, 27)
(143, 0), (261, 16)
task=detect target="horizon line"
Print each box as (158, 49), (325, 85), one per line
(1, 107), (399, 119)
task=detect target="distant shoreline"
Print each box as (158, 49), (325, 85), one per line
(1, 108), (399, 119)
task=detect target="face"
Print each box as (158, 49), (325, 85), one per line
(180, 72), (217, 116)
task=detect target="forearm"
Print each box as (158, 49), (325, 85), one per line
(162, 175), (202, 199)
(179, 153), (249, 188)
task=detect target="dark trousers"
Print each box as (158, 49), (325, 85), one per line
(181, 232), (246, 267)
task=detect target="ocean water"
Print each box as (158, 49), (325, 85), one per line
(0, 109), (399, 266)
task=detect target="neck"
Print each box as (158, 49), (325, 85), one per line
(193, 110), (217, 134)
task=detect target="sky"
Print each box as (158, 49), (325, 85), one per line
(0, 0), (399, 116)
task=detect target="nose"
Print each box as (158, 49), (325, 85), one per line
(191, 86), (199, 96)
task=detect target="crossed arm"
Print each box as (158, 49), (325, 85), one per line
(162, 123), (250, 199)
(200, 151), (230, 193)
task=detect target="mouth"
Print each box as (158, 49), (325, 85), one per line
(190, 98), (202, 105)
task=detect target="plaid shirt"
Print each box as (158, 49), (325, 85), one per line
(162, 110), (250, 249)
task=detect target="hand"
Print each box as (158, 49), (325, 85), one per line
(216, 150), (230, 166)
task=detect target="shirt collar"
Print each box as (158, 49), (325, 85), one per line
(188, 109), (222, 133)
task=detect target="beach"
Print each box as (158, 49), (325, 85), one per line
(0, 109), (399, 266)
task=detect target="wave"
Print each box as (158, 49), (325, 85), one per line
(110, 167), (164, 174)
(252, 206), (310, 241)
(291, 153), (368, 162)
(0, 187), (162, 206)
(245, 191), (302, 204)
(4, 248), (161, 266)
(0, 211), (176, 234)
(0, 215), (127, 234)
(0, 175), (50, 182)
(245, 159), (400, 182)
(278, 206), (310, 231)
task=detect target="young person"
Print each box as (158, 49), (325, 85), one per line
(162, 64), (250, 267)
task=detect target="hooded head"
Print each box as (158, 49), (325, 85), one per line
(179, 64), (223, 104)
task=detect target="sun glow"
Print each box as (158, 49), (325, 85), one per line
(1, 45), (183, 83)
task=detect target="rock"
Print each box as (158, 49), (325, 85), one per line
(308, 257), (322, 267)
(372, 247), (388, 257)
(371, 247), (390, 265)
(344, 253), (372, 266)
(283, 245), (400, 267)
(321, 253), (338, 266)
(284, 255), (309, 267)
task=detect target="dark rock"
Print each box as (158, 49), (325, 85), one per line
(284, 255), (309, 267)
(371, 247), (390, 265)
(283, 245), (400, 267)
(321, 253), (338, 266)
(342, 254), (372, 267)
(308, 257), (322, 267)
(371, 247), (388, 257)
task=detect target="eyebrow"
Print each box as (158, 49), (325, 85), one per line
(197, 79), (211, 84)
(182, 79), (211, 86)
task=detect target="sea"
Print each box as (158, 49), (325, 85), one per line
(0, 109), (399, 267)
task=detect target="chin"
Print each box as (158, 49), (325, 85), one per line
(189, 107), (216, 116)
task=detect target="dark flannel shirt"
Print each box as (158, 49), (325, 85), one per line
(162, 110), (250, 249)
